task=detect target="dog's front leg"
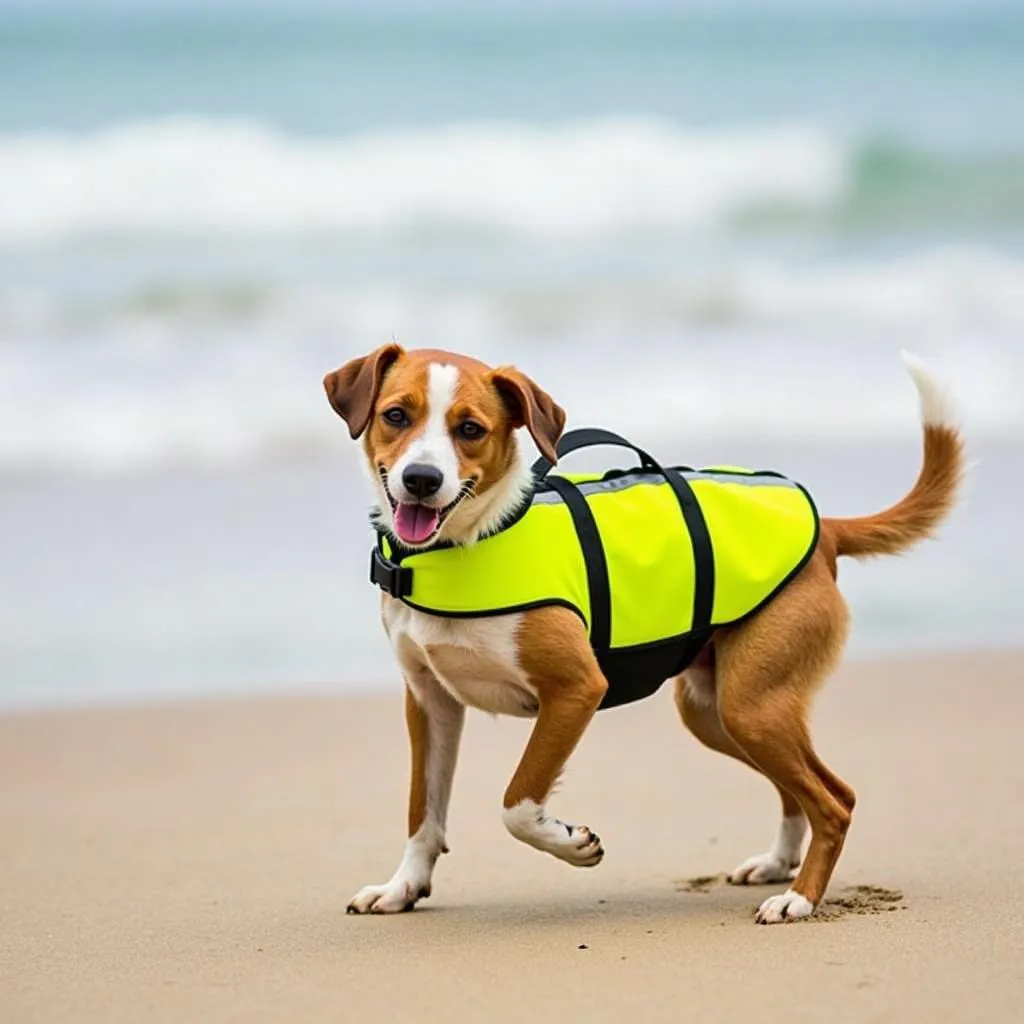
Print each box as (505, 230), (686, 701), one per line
(501, 648), (608, 867)
(348, 676), (464, 914)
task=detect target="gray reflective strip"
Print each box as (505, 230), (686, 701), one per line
(684, 470), (796, 488)
(532, 470), (795, 504)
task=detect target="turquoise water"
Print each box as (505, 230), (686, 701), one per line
(4, 9), (1024, 145)
(1, 3), (1021, 708)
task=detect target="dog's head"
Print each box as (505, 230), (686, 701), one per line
(324, 344), (565, 548)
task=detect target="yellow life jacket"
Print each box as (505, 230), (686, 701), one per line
(371, 429), (819, 709)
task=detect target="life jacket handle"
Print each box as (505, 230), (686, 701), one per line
(530, 427), (664, 480)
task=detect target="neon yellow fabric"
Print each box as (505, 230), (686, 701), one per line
(384, 498), (592, 623)
(382, 469), (817, 648)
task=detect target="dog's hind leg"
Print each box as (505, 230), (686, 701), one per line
(674, 651), (807, 885)
(713, 556), (856, 923)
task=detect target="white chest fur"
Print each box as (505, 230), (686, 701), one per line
(381, 599), (539, 718)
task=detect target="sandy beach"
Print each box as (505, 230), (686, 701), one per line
(2, 648), (1022, 1023)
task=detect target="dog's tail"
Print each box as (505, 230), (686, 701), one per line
(824, 352), (964, 560)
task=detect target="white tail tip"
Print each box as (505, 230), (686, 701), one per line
(901, 350), (956, 428)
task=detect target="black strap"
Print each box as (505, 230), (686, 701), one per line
(663, 470), (715, 634)
(534, 427), (716, 638)
(531, 427), (659, 479)
(545, 475), (612, 651)
(370, 547), (413, 598)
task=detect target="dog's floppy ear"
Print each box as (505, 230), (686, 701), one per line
(323, 343), (404, 439)
(490, 366), (566, 465)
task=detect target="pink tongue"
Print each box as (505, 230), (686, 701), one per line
(394, 503), (441, 544)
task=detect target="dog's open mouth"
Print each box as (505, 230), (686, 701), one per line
(379, 468), (474, 546)
(393, 502), (445, 544)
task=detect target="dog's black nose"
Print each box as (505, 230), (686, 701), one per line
(402, 464), (444, 499)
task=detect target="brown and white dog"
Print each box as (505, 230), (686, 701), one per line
(323, 344), (962, 924)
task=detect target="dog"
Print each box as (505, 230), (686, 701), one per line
(323, 345), (962, 923)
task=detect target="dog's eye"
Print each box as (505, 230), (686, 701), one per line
(456, 419), (486, 440)
(381, 407), (410, 428)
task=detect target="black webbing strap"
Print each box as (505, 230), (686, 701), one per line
(545, 474), (612, 652)
(536, 427), (716, 639)
(531, 427), (659, 479)
(663, 470), (715, 634)
(370, 546), (413, 598)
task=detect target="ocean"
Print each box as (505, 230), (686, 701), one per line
(1, 3), (1021, 710)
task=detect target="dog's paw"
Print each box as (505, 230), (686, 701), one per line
(503, 801), (605, 867)
(754, 889), (815, 924)
(550, 823), (605, 867)
(348, 829), (444, 915)
(346, 879), (430, 915)
(729, 851), (799, 886)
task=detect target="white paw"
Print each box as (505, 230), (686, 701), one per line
(730, 815), (806, 885)
(503, 801), (605, 867)
(755, 888), (815, 924)
(546, 822), (605, 867)
(347, 827), (441, 915)
(729, 851), (798, 886)
(347, 879), (430, 915)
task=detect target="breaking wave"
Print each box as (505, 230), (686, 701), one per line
(2, 117), (1023, 243)
(2, 246), (1022, 476)
(0, 117), (846, 241)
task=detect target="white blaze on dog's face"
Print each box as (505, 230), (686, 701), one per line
(323, 345), (566, 547)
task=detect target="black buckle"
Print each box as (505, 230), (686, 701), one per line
(370, 548), (413, 599)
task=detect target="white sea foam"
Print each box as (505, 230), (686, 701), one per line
(2, 250), (1021, 476)
(0, 117), (846, 243)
